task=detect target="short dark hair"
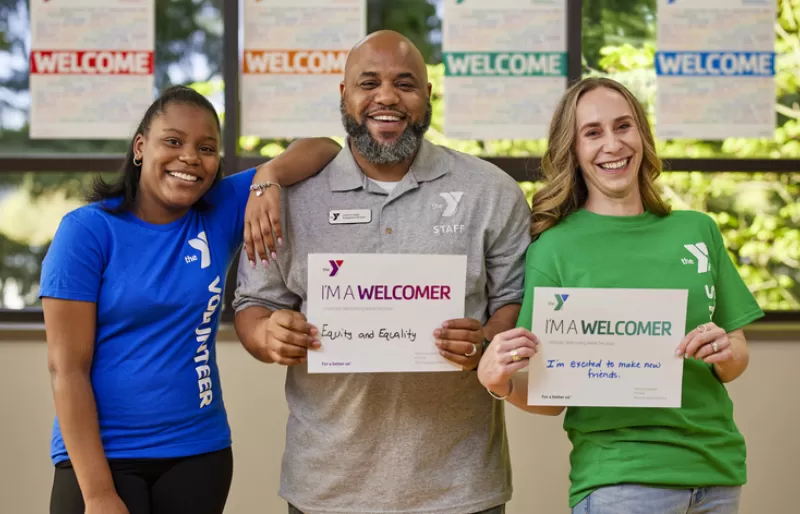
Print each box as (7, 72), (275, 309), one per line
(87, 85), (223, 213)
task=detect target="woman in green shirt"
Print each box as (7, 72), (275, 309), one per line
(477, 77), (763, 514)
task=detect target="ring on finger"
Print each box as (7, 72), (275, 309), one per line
(711, 341), (719, 353)
(465, 343), (478, 357)
(510, 348), (521, 362)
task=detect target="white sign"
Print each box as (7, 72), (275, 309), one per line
(442, 0), (567, 140)
(306, 254), (467, 373)
(527, 287), (688, 408)
(655, 0), (776, 139)
(241, 0), (366, 138)
(29, 0), (155, 139)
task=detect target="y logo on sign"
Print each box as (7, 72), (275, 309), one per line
(554, 294), (569, 311)
(328, 260), (344, 277)
(188, 232), (211, 269)
(438, 192), (464, 217)
(684, 243), (710, 273)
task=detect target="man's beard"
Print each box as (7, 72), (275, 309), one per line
(340, 99), (432, 165)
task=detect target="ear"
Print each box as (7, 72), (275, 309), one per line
(426, 82), (432, 99)
(339, 81), (346, 99)
(133, 133), (145, 160)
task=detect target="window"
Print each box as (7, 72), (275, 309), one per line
(1, 1), (797, 319)
(582, 0), (799, 160)
(0, 172), (110, 309)
(0, 0), (224, 155)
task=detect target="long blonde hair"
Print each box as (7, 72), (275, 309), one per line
(530, 77), (671, 240)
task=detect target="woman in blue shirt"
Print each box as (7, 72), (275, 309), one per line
(40, 85), (340, 514)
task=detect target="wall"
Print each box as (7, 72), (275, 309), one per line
(1, 325), (797, 514)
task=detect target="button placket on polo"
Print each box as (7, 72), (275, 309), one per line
(378, 202), (399, 253)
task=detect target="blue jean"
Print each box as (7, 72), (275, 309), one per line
(289, 504), (504, 514)
(572, 485), (741, 514)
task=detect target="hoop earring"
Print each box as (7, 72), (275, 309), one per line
(133, 156), (142, 167)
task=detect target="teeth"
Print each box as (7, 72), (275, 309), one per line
(168, 171), (198, 182)
(599, 159), (628, 170)
(372, 115), (402, 121)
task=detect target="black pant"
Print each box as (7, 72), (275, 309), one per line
(50, 447), (233, 514)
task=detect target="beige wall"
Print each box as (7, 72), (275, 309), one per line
(2, 325), (797, 514)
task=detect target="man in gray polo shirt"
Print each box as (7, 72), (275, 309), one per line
(233, 30), (531, 514)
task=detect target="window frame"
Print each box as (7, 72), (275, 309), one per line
(1, 2), (797, 323)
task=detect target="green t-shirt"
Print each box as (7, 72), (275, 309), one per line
(516, 208), (764, 507)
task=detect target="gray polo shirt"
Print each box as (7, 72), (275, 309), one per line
(233, 139), (531, 514)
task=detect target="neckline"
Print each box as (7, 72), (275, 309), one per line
(574, 208), (659, 227)
(118, 207), (192, 232)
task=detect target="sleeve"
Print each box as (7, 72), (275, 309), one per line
(484, 183), (533, 315)
(516, 245), (560, 330)
(205, 167), (257, 251)
(38, 213), (106, 303)
(707, 217), (765, 332)
(231, 237), (302, 314)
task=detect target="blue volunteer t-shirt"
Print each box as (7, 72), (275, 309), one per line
(39, 168), (256, 464)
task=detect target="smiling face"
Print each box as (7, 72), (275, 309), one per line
(133, 102), (220, 217)
(574, 86), (644, 203)
(340, 32), (432, 164)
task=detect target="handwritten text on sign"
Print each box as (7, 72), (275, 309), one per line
(306, 253), (467, 374)
(528, 287), (688, 408)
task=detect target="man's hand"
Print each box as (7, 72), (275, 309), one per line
(434, 318), (485, 370)
(261, 310), (320, 366)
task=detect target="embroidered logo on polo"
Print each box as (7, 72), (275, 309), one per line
(433, 191), (467, 235)
(438, 192), (464, 217)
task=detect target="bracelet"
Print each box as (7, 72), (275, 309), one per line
(250, 181), (281, 196)
(487, 378), (513, 401)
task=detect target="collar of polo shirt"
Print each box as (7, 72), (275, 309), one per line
(328, 138), (454, 192)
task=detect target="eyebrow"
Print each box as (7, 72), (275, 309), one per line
(579, 115), (634, 132)
(163, 128), (218, 141)
(357, 71), (418, 81)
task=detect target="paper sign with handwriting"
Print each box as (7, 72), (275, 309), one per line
(306, 253), (467, 373)
(527, 287), (688, 408)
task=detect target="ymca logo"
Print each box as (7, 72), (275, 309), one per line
(683, 242), (710, 273)
(438, 192), (464, 217)
(330, 212), (340, 222)
(554, 294), (569, 311)
(187, 231), (211, 269)
(328, 259), (344, 277)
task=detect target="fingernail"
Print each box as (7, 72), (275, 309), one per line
(675, 348), (682, 356)
(312, 340), (322, 349)
(262, 259), (269, 268)
(442, 321), (449, 328)
(310, 328), (318, 336)
(271, 252), (278, 260)
(277, 237), (283, 246)
(433, 329), (441, 337)
(250, 260), (255, 269)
